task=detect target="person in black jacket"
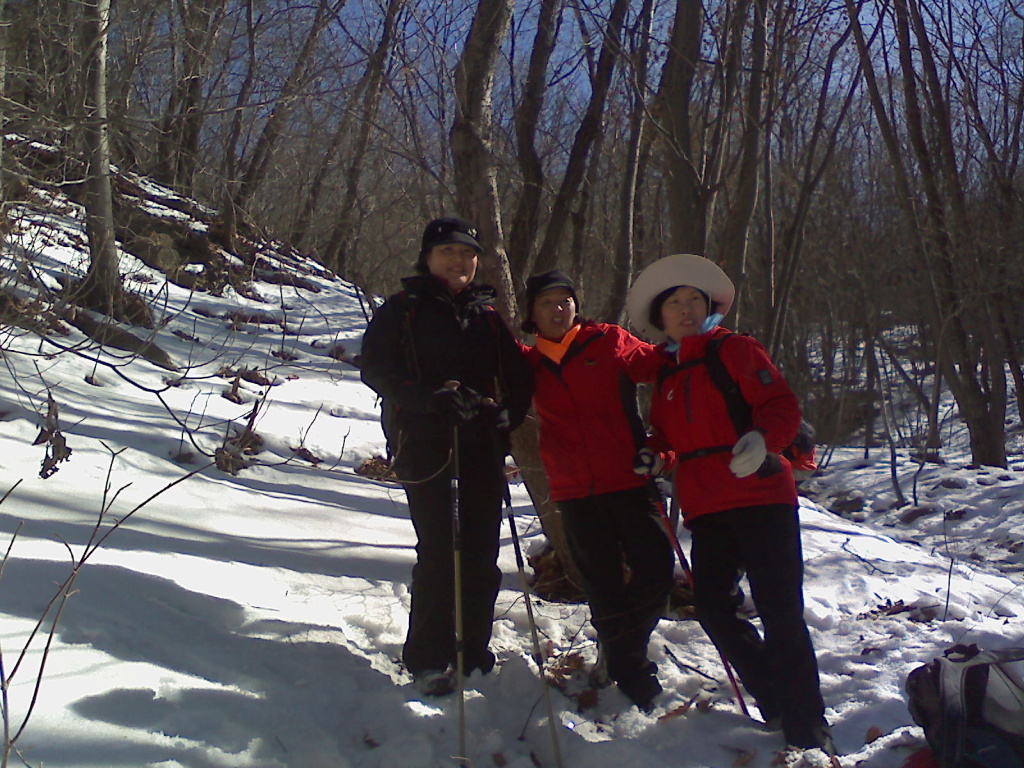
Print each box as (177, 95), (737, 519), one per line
(360, 216), (533, 696)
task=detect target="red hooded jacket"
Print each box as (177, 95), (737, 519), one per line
(648, 326), (800, 523)
(524, 321), (663, 502)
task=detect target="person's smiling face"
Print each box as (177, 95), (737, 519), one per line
(426, 243), (478, 292)
(531, 287), (577, 340)
(660, 285), (709, 342)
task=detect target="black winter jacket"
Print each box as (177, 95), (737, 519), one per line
(360, 274), (533, 458)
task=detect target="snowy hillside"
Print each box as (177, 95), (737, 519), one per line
(0, 159), (1022, 768)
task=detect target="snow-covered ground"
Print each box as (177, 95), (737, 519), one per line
(0, 172), (1022, 768)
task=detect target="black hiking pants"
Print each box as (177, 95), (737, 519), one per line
(688, 503), (825, 745)
(558, 485), (675, 685)
(396, 436), (505, 677)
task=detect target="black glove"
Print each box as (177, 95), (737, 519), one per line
(469, 401), (509, 433)
(429, 385), (487, 425)
(491, 405), (511, 432)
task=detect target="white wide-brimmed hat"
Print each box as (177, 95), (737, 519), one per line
(626, 254), (735, 343)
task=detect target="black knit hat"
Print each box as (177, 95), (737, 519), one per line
(522, 269), (579, 334)
(415, 216), (482, 273)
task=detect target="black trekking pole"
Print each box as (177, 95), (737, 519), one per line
(652, 482), (750, 718)
(444, 384), (469, 766)
(503, 485), (566, 768)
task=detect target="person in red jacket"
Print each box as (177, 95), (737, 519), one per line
(521, 269), (674, 711)
(626, 254), (830, 749)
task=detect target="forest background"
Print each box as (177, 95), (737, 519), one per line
(1, 0), (1022, 530)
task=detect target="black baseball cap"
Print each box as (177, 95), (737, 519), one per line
(420, 216), (482, 254)
(521, 269), (579, 334)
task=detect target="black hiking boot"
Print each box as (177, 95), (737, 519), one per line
(617, 662), (663, 713)
(785, 720), (835, 753)
(414, 669), (455, 697)
(465, 649), (495, 676)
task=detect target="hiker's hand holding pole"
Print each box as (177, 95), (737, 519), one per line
(633, 447), (665, 477)
(430, 380), (489, 424)
(475, 395), (510, 432)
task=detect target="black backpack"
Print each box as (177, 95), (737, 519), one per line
(906, 644), (1024, 768)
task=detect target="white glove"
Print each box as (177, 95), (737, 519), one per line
(633, 447), (665, 477)
(729, 430), (767, 478)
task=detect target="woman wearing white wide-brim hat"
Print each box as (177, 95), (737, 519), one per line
(626, 254), (831, 751)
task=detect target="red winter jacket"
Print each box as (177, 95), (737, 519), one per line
(648, 326), (800, 523)
(524, 321), (663, 502)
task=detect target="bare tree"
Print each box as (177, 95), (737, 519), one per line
(655, 0), (709, 256)
(531, 0), (631, 276)
(12, 0), (1024, 484)
(452, 0), (582, 589)
(317, 0), (407, 276)
(450, 0), (516, 307)
(844, 0), (1009, 466)
(77, 0), (142, 324)
(0, 0), (7, 209)
(602, 0), (655, 324)
(653, 0), (774, 325)
(154, 0), (229, 194)
(714, 0), (767, 322)
(230, 0), (345, 216)
(765, 5), (862, 358)
(217, 0), (259, 249)
(507, 0), (564, 283)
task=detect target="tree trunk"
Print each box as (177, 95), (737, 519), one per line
(509, 420), (582, 593)
(290, 118), (347, 254)
(603, 0), (654, 325)
(0, 0), (6, 212)
(218, 0), (258, 252)
(507, 0), (562, 283)
(451, 0), (581, 589)
(319, 0), (406, 277)
(155, 0), (226, 194)
(656, 0), (707, 254)
(845, 0), (1008, 467)
(450, 0), (516, 311)
(895, 0), (1007, 467)
(531, 0), (629, 275)
(767, 18), (859, 358)
(717, 0), (766, 326)
(232, 0), (343, 215)
(78, 0), (127, 320)
(1000, 310), (1024, 426)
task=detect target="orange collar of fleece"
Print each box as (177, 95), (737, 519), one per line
(535, 324), (582, 365)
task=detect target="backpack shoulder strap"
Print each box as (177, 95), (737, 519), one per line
(968, 648), (1024, 667)
(936, 655), (971, 766)
(481, 304), (506, 400)
(652, 335), (751, 465)
(655, 354), (703, 396)
(396, 290), (421, 382)
(704, 333), (753, 435)
(655, 360), (675, 396)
